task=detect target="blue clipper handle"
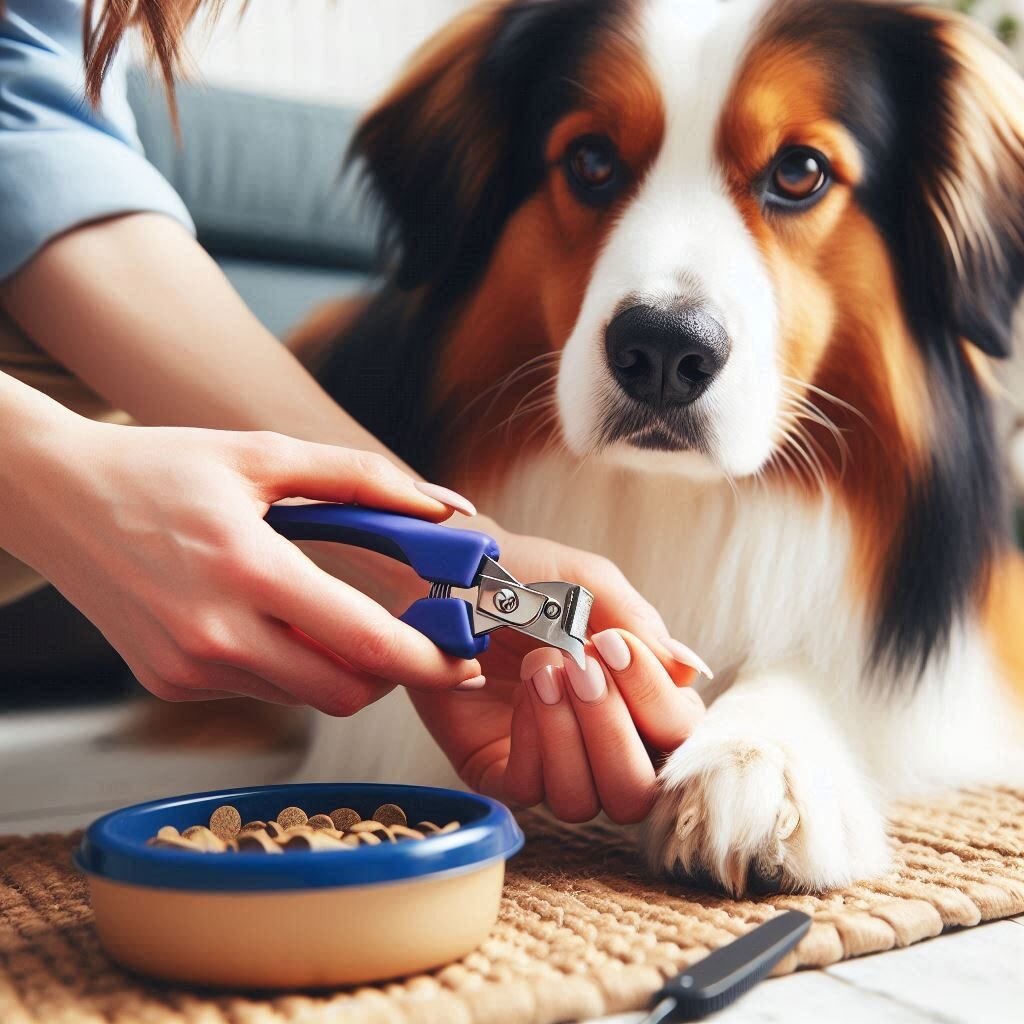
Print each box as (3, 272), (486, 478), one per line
(264, 503), (500, 587)
(265, 503), (498, 660)
(400, 599), (490, 660)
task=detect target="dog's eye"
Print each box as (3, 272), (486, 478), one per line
(766, 147), (831, 208)
(565, 135), (622, 206)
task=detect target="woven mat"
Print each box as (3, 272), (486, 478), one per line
(2, 788), (1023, 1024)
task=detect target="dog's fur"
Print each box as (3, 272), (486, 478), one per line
(295, 0), (1024, 895)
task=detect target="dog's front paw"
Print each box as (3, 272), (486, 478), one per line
(643, 733), (891, 895)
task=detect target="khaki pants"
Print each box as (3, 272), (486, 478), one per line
(0, 310), (131, 608)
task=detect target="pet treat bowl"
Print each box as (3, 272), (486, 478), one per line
(75, 782), (523, 989)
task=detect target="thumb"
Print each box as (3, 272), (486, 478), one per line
(239, 433), (475, 520)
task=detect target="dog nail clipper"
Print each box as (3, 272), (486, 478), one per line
(265, 503), (594, 667)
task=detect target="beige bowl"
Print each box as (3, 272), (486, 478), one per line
(76, 783), (523, 989)
(86, 860), (505, 989)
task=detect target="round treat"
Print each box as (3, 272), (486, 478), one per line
(329, 807), (361, 832)
(372, 803), (408, 827)
(239, 820), (267, 833)
(276, 806), (308, 830)
(209, 805), (242, 842)
(307, 814), (335, 831)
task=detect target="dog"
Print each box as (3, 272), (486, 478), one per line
(292, 0), (1024, 895)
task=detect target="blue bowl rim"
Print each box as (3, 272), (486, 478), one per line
(76, 783), (524, 892)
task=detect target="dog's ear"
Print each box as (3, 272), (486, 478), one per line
(875, 8), (1024, 359)
(351, 0), (618, 291)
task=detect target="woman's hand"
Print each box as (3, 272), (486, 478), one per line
(0, 383), (483, 710)
(410, 529), (709, 823)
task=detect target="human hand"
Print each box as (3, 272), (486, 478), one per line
(0, 413), (484, 711)
(410, 528), (708, 822)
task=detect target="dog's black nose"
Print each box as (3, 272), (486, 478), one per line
(605, 304), (730, 408)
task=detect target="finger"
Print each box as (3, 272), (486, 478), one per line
(503, 687), (544, 808)
(243, 433), (475, 519)
(220, 617), (395, 717)
(521, 651), (600, 823)
(562, 652), (658, 825)
(591, 630), (706, 751)
(573, 557), (670, 641)
(262, 535), (483, 691)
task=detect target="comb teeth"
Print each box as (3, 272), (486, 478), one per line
(429, 583), (452, 599)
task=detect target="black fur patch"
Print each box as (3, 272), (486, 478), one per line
(317, 0), (631, 471)
(770, 1), (1023, 678)
(354, 0), (628, 294)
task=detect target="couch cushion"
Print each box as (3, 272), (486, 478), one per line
(216, 257), (367, 340)
(128, 71), (376, 270)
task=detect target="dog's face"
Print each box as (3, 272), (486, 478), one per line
(356, 0), (1024, 482)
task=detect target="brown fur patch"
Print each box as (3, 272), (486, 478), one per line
(717, 32), (932, 601)
(984, 552), (1024, 702)
(286, 297), (370, 373)
(431, 25), (665, 493)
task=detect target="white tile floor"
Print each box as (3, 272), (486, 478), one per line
(2, 698), (1021, 1024)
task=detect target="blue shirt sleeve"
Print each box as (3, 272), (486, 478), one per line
(0, 0), (195, 281)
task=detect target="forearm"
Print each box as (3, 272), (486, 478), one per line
(0, 213), (405, 460)
(0, 370), (85, 566)
(0, 213), (494, 608)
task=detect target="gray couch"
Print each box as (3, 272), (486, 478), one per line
(128, 72), (372, 340)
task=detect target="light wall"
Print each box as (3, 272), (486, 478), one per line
(175, 0), (1022, 107)
(180, 0), (476, 106)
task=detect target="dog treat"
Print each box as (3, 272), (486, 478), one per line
(236, 830), (283, 854)
(180, 826), (226, 852)
(147, 804), (459, 854)
(348, 819), (389, 835)
(373, 803), (408, 827)
(391, 825), (426, 841)
(282, 831), (350, 852)
(209, 805), (242, 842)
(276, 806), (308, 830)
(329, 807), (361, 832)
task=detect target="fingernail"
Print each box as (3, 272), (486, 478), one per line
(530, 666), (563, 705)
(415, 481), (477, 517)
(520, 647), (564, 681)
(593, 629), (631, 672)
(660, 638), (714, 679)
(565, 655), (607, 703)
(455, 674), (486, 691)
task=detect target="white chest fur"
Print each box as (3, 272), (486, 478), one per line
(477, 451), (1023, 795)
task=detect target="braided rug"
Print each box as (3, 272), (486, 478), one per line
(1, 786), (1023, 1024)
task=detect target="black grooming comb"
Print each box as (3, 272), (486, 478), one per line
(639, 910), (812, 1022)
